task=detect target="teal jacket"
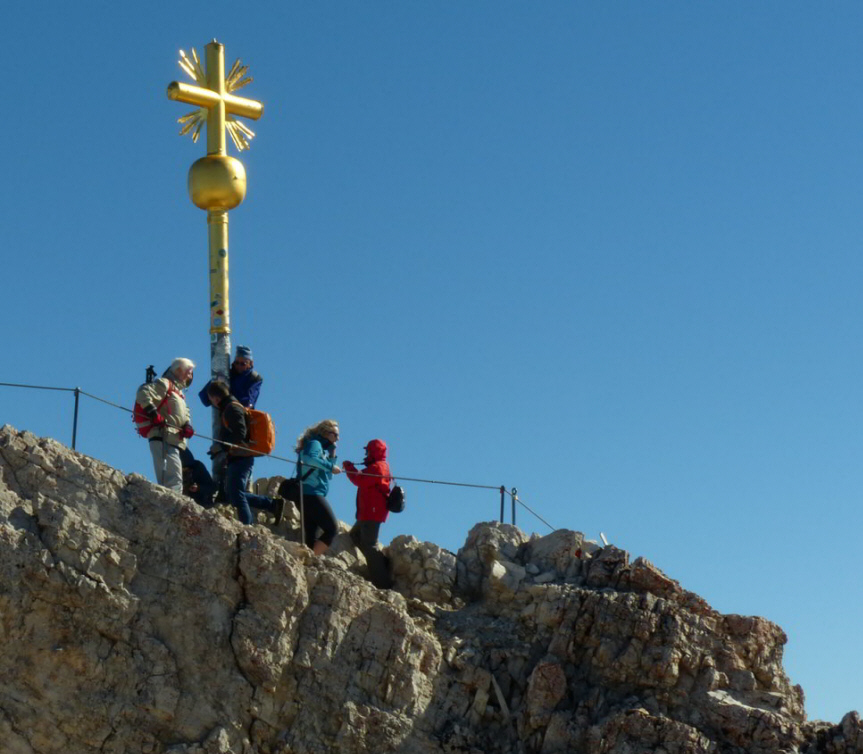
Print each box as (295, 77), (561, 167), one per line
(299, 435), (337, 496)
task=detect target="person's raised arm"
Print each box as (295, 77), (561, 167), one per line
(344, 461), (383, 488)
(302, 439), (335, 473)
(198, 380), (213, 407)
(246, 378), (262, 409)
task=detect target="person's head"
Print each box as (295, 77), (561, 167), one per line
(206, 380), (231, 407)
(363, 439), (387, 464)
(295, 419), (339, 453)
(168, 357), (195, 387)
(232, 345), (253, 373)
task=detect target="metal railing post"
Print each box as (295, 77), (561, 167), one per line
(0, 381), (557, 534)
(297, 454), (305, 549)
(72, 388), (80, 450)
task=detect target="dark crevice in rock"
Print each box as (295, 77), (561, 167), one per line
(227, 533), (256, 700)
(0, 444), (26, 497)
(0, 700), (43, 754)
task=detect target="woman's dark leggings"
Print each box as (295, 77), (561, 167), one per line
(299, 494), (337, 548)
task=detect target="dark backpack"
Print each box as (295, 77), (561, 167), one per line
(386, 485), (405, 513)
(278, 467), (315, 503)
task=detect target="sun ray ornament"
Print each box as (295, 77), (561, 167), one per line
(166, 40), (265, 463)
(173, 48), (259, 151)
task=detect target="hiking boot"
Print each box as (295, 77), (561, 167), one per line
(272, 497), (286, 526)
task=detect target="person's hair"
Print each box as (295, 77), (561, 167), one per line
(168, 357), (195, 376)
(206, 380), (231, 401)
(295, 419), (339, 453)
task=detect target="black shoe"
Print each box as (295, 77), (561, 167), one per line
(272, 497), (286, 526)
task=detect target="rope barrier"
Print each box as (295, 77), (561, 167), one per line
(76, 389), (131, 412)
(508, 493), (555, 531)
(0, 381), (77, 393)
(2, 380), (556, 532)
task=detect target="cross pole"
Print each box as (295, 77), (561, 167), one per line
(166, 40), (263, 464)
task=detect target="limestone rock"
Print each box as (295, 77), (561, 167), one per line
(456, 521), (530, 599)
(0, 425), (860, 754)
(389, 534), (459, 606)
(522, 529), (584, 581)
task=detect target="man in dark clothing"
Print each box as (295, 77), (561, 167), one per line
(206, 380), (284, 526)
(199, 345), (264, 500)
(198, 345), (263, 408)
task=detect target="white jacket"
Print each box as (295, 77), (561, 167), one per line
(136, 377), (191, 449)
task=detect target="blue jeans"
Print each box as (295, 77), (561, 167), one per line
(226, 456), (276, 525)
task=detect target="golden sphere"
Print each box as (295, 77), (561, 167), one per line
(188, 155), (247, 210)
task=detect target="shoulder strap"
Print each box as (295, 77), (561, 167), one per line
(154, 380), (176, 412)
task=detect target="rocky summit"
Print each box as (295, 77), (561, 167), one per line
(0, 425), (859, 754)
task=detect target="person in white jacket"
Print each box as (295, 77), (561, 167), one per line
(136, 357), (195, 493)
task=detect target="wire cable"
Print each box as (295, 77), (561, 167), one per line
(0, 381), (77, 393)
(510, 494), (555, 531)
(77, 389), (132, 413)
(4, 381), (556, 531)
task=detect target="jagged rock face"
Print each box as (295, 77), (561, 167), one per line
(0, 426), (860, 754)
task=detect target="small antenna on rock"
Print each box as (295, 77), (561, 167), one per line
(600, 532), (609, 546)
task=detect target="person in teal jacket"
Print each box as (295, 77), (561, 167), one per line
(294, 419), (342, 554)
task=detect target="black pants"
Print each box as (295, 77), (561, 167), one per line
(350, 520), (393, 589)
(298, 494), (337, 548)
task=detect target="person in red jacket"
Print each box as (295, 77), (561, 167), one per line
(343, 439), (393, 589)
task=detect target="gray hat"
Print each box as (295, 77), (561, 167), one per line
(235, 345), (253, 360)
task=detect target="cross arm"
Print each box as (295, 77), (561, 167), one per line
(167, 81), (264, 121)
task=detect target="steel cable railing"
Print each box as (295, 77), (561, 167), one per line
(2, 381), (555, 531)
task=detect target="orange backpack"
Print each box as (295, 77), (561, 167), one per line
(221, 402), (276, 456)
(243, 407), (276, 456)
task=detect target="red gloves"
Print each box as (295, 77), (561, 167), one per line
(145, 408), (166, 426)
(342, 461), (356, 472)
(180, 423), (194, 439)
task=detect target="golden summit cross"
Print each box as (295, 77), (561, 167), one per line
(166, 40), (264, 458)
(167, 41), (263, 154)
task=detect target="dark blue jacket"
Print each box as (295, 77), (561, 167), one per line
(199, 368), (262, 408)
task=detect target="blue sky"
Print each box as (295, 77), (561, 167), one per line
(2, 2), (861, 723)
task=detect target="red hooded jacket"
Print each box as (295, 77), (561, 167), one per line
(343, 439), (391, 523)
